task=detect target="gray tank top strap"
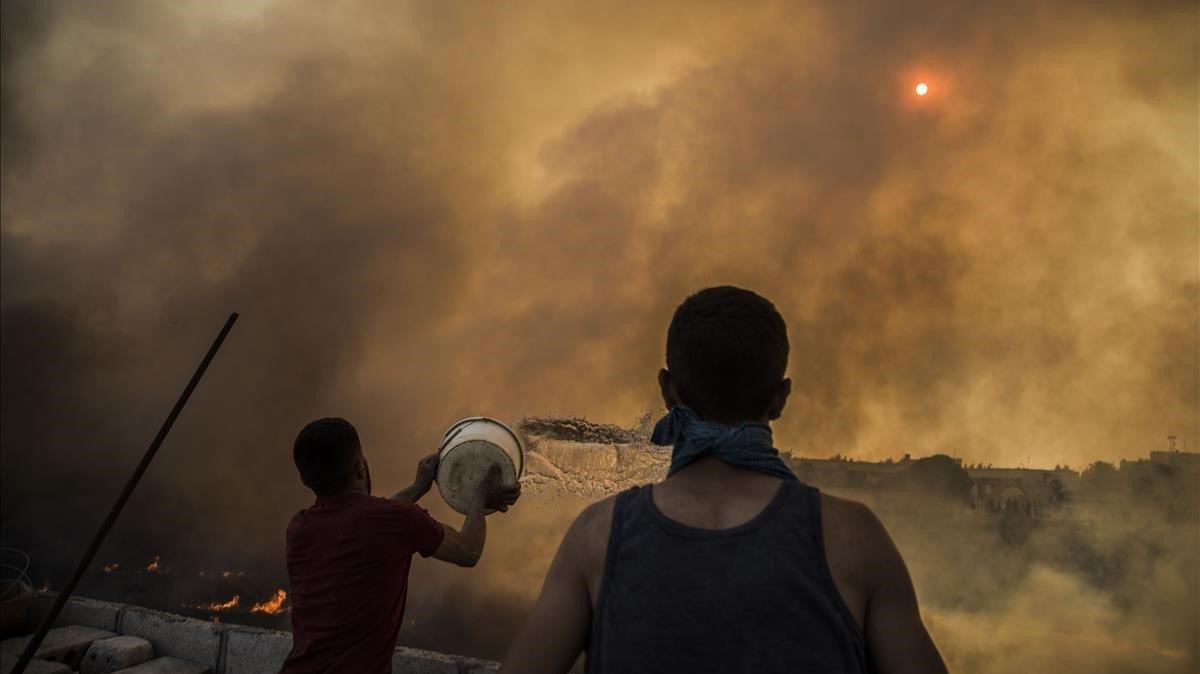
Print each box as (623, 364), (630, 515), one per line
(597, 485), (638, 590)
(587, 480), (867, 674)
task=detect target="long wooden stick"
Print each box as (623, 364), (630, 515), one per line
(12, 313), (239, 673)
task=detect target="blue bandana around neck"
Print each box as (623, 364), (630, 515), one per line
(651, 405), (798, 482)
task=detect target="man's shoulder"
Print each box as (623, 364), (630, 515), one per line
(299, 494), (429, 525)
(285, 509), (305, 540)
(818, 492), (891, 548)
(286, 499), (324, 531)
(818, 492), (881, 530)
(359, 495), (435, 521)
(817, 491), (898, 588)
(574, 493), (619, 532)
(561, 491), (625, 561)
(362, 494), (404, 509)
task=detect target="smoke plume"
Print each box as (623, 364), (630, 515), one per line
(2, 0), (1196, 670)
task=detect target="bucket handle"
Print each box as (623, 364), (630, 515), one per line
(437, 425), (468, 454)
(436, 418), (525, 474)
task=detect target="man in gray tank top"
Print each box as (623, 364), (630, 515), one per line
(501, 286), (948, 674)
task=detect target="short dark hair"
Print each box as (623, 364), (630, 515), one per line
(666, 286), (789, 421)
(293, 417), (361, 494)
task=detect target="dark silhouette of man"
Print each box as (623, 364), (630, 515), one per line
(282, 417), (519, 673)
(502, 286), (947, 674)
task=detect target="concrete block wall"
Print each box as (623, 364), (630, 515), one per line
(222, 626), (291, 674)
(23, 595), (499, 673)
(119, 607), (223, 671)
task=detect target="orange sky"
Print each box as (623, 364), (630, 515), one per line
(1, 0), (1196, 489)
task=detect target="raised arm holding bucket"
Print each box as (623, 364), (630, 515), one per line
(281, 415), (521, 674)
(404, 416), (525, 565)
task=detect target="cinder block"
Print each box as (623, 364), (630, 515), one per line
(222, 626), (291, 674)
(60, 598), (125, 633)
(20, 595), (122, 634)
(0, 625), (117, 669)
(118, 609), (220, 671)
(111, 656), (210, 673)
(0, 653), (73, 674)
(82, 636), (154, 674)
(392, 646), (460, 674)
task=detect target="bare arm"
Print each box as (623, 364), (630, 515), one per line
(500, 500), (610, 674)
(392, 454), (438, 504)
(432, 465), (520, 568)
(431, 485), (489, 567)
(858, 506), (947, 674)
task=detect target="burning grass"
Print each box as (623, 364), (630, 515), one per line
(189, 595), (240, 612)
(181, 588), (288, 618)
(251, 589), (288, 615)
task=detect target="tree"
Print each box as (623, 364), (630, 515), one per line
(1081, 461), (1117, 485)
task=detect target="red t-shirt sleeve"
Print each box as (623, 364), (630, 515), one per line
(407, 504), (446, 558)
(369, 498), (445, 558)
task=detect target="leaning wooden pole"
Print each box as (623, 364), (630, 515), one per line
(12, 313), (239, 673)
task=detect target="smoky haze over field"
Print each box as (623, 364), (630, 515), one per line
(1, 0), (1197, 672)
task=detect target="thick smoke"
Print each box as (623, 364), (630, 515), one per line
(1, 0), (1196, 670)
(876, 488), (1198, 673)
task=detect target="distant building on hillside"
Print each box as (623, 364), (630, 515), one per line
(788, 454), (919, 489)
(789, 453), (1075, 515)
(1115, 436), (1199, 484)
(1148, 449), (1199, 474)
(790, 437), (1198, 518)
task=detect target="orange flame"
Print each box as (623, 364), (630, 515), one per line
(146, 556), (162, 573)
(190, 595), (240, 612)
(251, 589), (288, 615)
(103, 563), (120, 573)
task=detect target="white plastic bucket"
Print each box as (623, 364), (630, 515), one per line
(436, 417), (524, 514)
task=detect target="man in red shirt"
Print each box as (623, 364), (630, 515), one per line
(282, 417), (519, 673)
